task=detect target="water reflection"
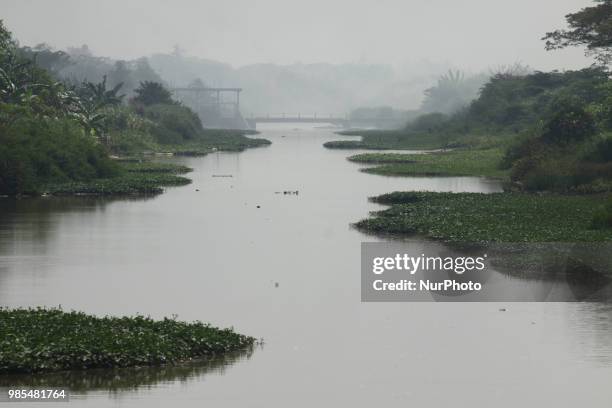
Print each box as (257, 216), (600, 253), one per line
(0, 196), (155, 253)
(0, 126), (611, 407)
(0, 347), (255, 394)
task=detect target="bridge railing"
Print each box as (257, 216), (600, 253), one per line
(250, 113), (347, 120)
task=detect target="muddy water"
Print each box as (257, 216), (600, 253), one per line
(1, 124), (611, 407)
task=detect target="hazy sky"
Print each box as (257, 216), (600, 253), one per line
(3, 0), (594, 71)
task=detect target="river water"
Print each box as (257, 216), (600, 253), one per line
(1, 125), (611, 407)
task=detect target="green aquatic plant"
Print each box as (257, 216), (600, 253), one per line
(591, 199), (612, 230)
(356, 192), (612, 243)
(348, 148), (508, 179)
(0, 308), (255, 374)
(44, 162), (192, 196)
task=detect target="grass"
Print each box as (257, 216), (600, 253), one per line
(112, 128), (271, 157)
(325, 130), (467, 150)
(326, 130), (451, 150)
(324, 132), (448, 150)
(349, 148), (508, 179)
(327, 129), (516, 151)
(45, 161), (192, 196)
(159, 133), (271, 156)
(355, 191), (612, 243)
(0, 308), (255, 374)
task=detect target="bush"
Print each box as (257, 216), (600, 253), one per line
(407, 112), (448, 133)
(583, 136), (612, 163)
(143, 104), (204, 144)
(0, 116), (118, 195)
(591, 200), (612, 230)
(541, 103), (597, 145)
(131, 81), (175, 106)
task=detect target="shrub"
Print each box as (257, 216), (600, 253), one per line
(583, 136), (612, 163)
(407, 112), (448, 133)
(143, 104), (203, 144)
(131, 81), (175, 106)
(591, 200), (612, 230)
(0, 116), (118, 195)
(541, 103), (597, 145)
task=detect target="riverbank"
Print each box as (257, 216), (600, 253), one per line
(323, 130), (447, 150)
(323, 129), (506, 150)
(115, 128), (271, 157)
(349, 148), (508, 179)
(42, 161), (192, 196)
(355, 191), (612, 243)
(0, 308), (255, 374)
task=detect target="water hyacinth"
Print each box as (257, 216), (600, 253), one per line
(356, 191), (612, 243)
(0, 308), (255, 374)
(348, 148), (508, 179)
(45, 162), (192, 196)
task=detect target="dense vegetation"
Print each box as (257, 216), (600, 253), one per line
(349, 148), (507, 179)
(346, 1), (612, 242)
(333, 2), (612, 193)
(356, 191), (612, 243)
(0, 21), (268, 196)
(0, 308), (254, 374)
(46, 161), (192, 196)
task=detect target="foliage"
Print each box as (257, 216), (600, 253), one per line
(77, 75), (124, 110)
(332, 68), (611, 152)
(0, 308), (254, 373)
(591, 199), (612, 229)
(421, 70), (490, 114)
(45, 161), (191, 196)
(355, 191), (612, 242)
(543, 0), (612, 66)
(132, 81), (175, 107)
(541, 101), (597, 144)
(407, 112), (448, 133)
(503, 102), (609, 192)
(0, 116), (118, 195)
(143, 103), (203, 144)
(583, 134), (612, 162)
(348, 148), (508, 178)
(1, 20), (267, 197)
(326, 130), (456, 150)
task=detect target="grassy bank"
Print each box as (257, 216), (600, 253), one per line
(115, 128), (271, 157)
(349, 148), (508, 179)
(45, 161), (192, 196)
(324, 130), (507, 151)
(0, 308), (255, 374)
(355, 191), (612, 243)
(324, 130), (450, 150)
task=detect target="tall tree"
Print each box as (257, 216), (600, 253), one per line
(543, 0), (612, 66)
(131, 81), (175, 106)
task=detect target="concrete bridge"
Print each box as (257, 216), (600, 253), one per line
(247, 114), (348, 129)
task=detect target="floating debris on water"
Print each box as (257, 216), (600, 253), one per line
(212, 174), (233, 178)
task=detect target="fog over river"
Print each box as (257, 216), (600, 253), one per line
(1, 125), (611, 407)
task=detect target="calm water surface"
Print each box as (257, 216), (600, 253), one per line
(1, 125), (611, 407)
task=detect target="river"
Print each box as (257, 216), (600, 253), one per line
(1, 124), (611, 407)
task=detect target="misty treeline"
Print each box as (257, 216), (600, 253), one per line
(0, 21), (264, 195)
(387, 0), (612, 195)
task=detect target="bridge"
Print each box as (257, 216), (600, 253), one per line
(247, 113), (349, 129)
(171, 86), (250, 129)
